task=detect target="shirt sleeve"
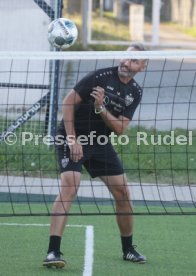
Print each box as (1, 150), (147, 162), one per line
(73, 71), (97, 101)
(121, 91), (142, 120)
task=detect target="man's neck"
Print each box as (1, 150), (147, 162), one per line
(118, 75), (132, 84)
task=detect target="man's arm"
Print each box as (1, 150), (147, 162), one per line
(63, 89), (81, 137)
(62, 89), (83, 162)
(99, 112), (130, 135)
(91, 86), (130, 135)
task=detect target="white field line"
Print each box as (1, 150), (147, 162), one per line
(0, 223), (88, 227)
(83, 226), (94, 276)
(0, 223), (94, 276)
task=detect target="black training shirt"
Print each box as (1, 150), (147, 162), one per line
(59, 66), (142, 136)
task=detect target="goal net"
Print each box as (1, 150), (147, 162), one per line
(0, 50), (196, 216)
(0, 0), (62, 51)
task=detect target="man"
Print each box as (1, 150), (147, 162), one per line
(43, 43), (147, 268)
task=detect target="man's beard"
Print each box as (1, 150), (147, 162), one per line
(118, 65), (136, 78)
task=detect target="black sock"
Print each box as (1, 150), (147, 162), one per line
(47, 235), (61, 253)
(121, 235), (133, 254)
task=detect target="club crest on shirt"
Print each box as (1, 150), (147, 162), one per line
(125, 94), (134, 106)
(61, 157), (69, 168)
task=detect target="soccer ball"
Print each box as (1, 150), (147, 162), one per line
(47, 18), (78, 50)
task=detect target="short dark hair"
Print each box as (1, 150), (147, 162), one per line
(128, 43), (146, 51)
(127, 43), (148, 63)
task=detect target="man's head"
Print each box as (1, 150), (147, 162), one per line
(118, 43), (147, 82)
(127, 43), (146, 52)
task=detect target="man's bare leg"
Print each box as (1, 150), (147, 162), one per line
(100, 174), (146, 263)
(43, 171), (80, 268)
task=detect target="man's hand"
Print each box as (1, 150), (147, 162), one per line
(91, 86), (105, 107)
(69, 142), (83, 162)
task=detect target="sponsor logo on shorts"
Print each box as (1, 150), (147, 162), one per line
(61, 157), (69, 168)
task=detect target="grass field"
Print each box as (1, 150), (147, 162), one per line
(0, 124), (195, 184)
(63, 11), (130, 51)
(0, 205), (196, 276)
(166, 22), (196, 38)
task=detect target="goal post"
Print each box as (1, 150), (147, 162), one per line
(0, 0), (64, 138)
(33, 0), (64, 137)
(0, 50), (196, 216)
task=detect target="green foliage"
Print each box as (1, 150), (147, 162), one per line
(184, 27), (196, 38)
(164, 22), (196, 38)
(114, 126), (196, 184)
(62, 9), (196, 51)
(91, 11), (131, 41)
(0, 121), (57, 178)
(62, 11), (131, 51)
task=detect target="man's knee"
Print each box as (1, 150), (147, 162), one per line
(60, 171), (80, 198)
(113, 186), (130, 202)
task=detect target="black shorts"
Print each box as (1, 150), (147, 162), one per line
(55, 133), (124, 178)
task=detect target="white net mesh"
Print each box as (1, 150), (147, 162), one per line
(0, 50), (196, 216)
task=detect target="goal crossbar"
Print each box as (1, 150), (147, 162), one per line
(0, 50), (196, 60)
